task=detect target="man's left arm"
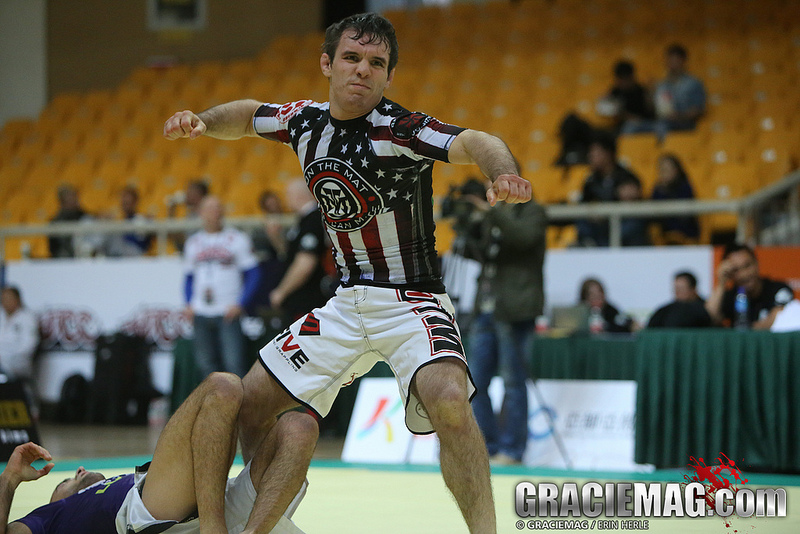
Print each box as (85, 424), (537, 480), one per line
(0, 443), (53, 534)
(448, 130), (531, 206)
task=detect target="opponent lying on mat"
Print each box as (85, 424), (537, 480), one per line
(0, 372), (318, 534)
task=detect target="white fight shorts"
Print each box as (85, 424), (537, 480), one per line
(259, 285), (476, 434)
(116, 462), (307, 534)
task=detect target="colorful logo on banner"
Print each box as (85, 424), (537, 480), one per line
(358, 396), (404, 442)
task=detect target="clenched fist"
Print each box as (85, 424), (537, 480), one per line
(163, 110), (206, 140)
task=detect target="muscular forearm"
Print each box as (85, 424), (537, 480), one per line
(449, 130), (519, 181)
(198, 100), (262, 140)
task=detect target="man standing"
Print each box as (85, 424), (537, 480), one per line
(268, 179), (330, 328)
(466, 192), (547, 465)
(0, 286), (39, 382)
(706, 244), (793, 330)
(165, 13), (530, 533)
(184, 196), (261, 379)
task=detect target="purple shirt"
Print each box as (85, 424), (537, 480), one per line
(16, 473), (134, 534)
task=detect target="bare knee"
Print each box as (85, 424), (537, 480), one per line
(423, 384), (473, 434)
(204, 372), (244, 409)
(275, 411), (319, 454)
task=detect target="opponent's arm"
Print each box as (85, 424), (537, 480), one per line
(164, 99), (262, 140)
(448, 129), (531, 206)
(0, 443), (53, 534)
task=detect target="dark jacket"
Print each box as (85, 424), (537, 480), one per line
(474, 201), (547, 322)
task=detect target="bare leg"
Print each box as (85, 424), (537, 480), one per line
(242, 411), (319, 534)
(141, 372), (243, 534)
(239, 362), (300, 464)
(413, 359), (496, 534)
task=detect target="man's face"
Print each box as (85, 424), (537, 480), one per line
(674, 277), (696, 302)
(120, 191), (137, 216)
(50, 467), (105, 502)
(665, 52), (685, 75)
(321, 30), (394, 119)
(1, 289), (18, 314)
(726, 250), (760, 292)
(588, 144), (613, 171)
(199, 197), (224, 230)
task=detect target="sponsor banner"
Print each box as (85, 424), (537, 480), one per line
(5, 258), (187, 349)
(342, 377), (644, 471)
(0, 379), (40, 462)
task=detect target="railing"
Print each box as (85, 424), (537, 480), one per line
(1, 172), (799, 260)
(545, 170), (800, 247)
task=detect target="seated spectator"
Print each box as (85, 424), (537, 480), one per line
(48, 184), (96, 258)
(579, 278), (636, 333)
(648, 271), (712, 328)
(596, 60), (655, 134)
(622, 43), (706, 140)
(651, 154), (700, 244)
(574, 132), (643, 247)
(0, 286), (39, 381)
(616, 175), (650, 246)
(705, 243), (794, 330)
(168, 179), (209, 253)
(103, 185), (154, 257)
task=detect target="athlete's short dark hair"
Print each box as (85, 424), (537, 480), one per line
(323, 12), (399, 73)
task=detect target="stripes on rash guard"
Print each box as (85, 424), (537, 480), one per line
(253, 97), (465, 293)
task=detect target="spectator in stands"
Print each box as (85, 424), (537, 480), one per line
(706, 243), (794, 330)
(650, 154), (700, 244)
(574, 132), (643, 246)
(648, 271), (712, 328)
(622, 43), (706, 140)
(0, 286), (39, 382)
(597, 60), (655, 134)
(579, 278), (636, 333)
(616, 174), (651, 246)
(183, 196), (261, 379)
(48, 184), (94, 258)
(168, 179), (209, 253)
(466, 189), (547, 465)
(103, 185), (154, 257)
(269, 180), (331, 329)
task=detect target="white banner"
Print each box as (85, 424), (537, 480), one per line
(343, 377), (650, 471)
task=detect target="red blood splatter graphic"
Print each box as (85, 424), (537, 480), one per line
(683, 453), (749, 530)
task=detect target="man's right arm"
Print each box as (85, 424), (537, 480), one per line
(705, 260), (731, 326)
(164, 100), (262, 140)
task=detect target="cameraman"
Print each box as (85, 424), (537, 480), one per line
(459, 179), (547, 465)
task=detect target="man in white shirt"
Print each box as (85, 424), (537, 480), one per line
(183, 197), (261, 379)
(0, 286), (39, 381)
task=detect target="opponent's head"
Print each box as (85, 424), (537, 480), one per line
(321, 13), (398, 118)
(50, 467), (105, 502)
